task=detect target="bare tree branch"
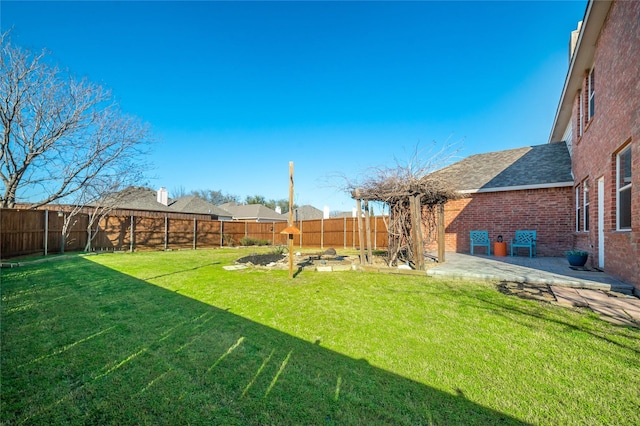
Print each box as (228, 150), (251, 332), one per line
(0, 31), (153, 208)
(341, 139), (464, 266)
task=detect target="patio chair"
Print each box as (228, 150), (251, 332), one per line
(470, 230), (491, 255)
(510, 230), (537, 257)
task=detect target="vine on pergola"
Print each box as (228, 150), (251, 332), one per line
(347, 143), (462, 268)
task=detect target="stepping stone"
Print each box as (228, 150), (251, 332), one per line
(550, 286), (588, 307)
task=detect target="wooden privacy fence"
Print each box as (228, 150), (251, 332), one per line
(0, 209), (389, 259)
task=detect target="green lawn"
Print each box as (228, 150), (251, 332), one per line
(2, 248), (639, 425)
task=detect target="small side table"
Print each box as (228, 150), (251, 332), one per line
(494, 242), (507, 257)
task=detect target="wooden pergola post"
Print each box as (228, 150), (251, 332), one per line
(438, 203), (445, 263)
(409, 195), (425, 270)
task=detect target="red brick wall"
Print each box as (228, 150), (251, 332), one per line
(570, 0), (640, 288)
(425, 188), (573, 257)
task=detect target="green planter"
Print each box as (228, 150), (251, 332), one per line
(566, 251), (588, 267)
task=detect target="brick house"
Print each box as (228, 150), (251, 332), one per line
(549, 0), (639, 288)
(426, 142), (574, 258)
(426, 0), (639, 289)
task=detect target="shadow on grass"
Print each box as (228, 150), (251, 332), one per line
(141, 261), (221, 280)
(1, 258), (529, 425)
(433, 281), (640, 353)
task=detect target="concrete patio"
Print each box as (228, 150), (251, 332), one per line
(426, 252), (635, 294)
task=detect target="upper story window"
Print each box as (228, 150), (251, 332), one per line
(616, 144), (632, 230)
(588, 68), (595, 120)
(578, 90), (584, 137)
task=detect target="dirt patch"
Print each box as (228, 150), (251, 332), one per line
(496, 281), (557, 303)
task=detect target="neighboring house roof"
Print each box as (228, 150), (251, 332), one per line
(291, 205), (324, 221)
(169, 196), (232, 218)
(331, 211), (356, 219)
(549, 0), (612, 142)
(97, 186), (176, 212)
(219, 203), (288, 222)
(428, 142), (573, 193)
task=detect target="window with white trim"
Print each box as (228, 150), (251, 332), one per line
(583, 180), (589, 231)
(588, 68), (595, 120)
(617, 145), (632, 230)
(578, 90), (583, 137)
(575, 185), (581, 232)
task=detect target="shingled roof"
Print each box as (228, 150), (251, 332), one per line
(428, 142), (573, 192)
(169, 196), (232, 218)
(292, 205), (324, 221)
(98, 186), (176, 212)
(219, 203), (288, 222)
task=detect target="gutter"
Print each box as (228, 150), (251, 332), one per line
(458, 181), (574, 194)
(548, 0), (612, 143)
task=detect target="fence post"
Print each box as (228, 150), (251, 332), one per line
(352, 217), (356, 249)
(193, 218), (197, 250)
(344, 217), (347, 249)
(374, 215), (377, 250)
(321, 217), (324, 249)
(164, 216), (168, 251)
(299, 220), (303, 248)
(130, 215), (134, 252)
(220, 220), (224, 247)
(44, 209), (49, 256)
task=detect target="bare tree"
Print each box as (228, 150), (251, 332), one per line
(171, 185), (189, 199)
(0, 32), (152, 208)
(343, 140), (463, 267)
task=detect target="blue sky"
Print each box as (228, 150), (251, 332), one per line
(2, 0), (587, 212)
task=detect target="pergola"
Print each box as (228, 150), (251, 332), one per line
(351, 175), (460, 270)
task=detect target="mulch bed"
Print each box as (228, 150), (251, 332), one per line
(236, 253), (285, 266)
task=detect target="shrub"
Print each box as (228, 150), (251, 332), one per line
(240, 237), (270, 246)
(565, 250), (588, 256)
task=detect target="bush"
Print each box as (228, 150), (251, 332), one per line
(239, 237), (270, 247)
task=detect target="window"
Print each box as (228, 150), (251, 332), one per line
(578, 90), (584, 137)
(617, 145), (632, 230)
(588, 68), (595, 120)
(583, 180), (590, 231)
(575, 185), (581, 232)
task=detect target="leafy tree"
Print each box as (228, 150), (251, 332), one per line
(191, 189), (239, 205)
(245, 194), (267, 206)
(246, 196), (295, 213)
(0, 32), (152, 208)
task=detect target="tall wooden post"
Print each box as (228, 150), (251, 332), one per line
(355, 190), (365, 265)
(364, 200), (373, 264)
(288, 161), (294, 278)
(409, 195), (425, 270)
(438, 203), (445, 263)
